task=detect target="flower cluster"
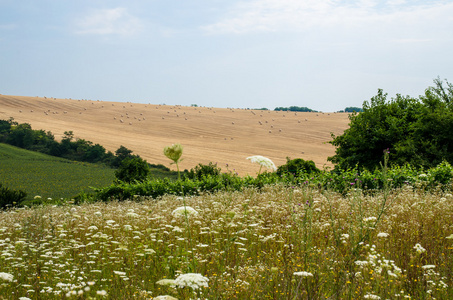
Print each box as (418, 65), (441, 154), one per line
(246, 155), (277, 171)
(174, 273), (209, 290)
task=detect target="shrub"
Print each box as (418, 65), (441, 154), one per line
(0, 184), (26, 209)
(276, 157), (320, 177)
(185, 162), (222, 180)
(115, 157), (150, 183)
(329, 78), (453, 170)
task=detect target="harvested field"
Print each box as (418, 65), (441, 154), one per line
(0, 95), (350, 175)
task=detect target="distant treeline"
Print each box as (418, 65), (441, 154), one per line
(274, 106), (318, 112)
(0, 118), (153, 168)
(339, 107), (363, 113)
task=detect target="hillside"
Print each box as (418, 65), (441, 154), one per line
(0, 95), (350, 175)
(0, 143), (114, 200)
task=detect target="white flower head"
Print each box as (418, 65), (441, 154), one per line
(172, 206), (199, 218)
(174, 273), (209, 289)
(414, 243), (426, 254)
(293, 271), (313, 277)
(377, 232), (389, 238)
(156, 279), (176, 287)
(0, 272), (14, 282)
(247, 155), (277, 171)
(154, 296), (178, 300)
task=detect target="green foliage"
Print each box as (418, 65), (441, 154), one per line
(115, 157), (150, 183)
(0, 118), (142, 168)
(185, 162), (222, 180)
(0, 183), (26, 209)
(0, 143), (115, 201)
(94, 159), (453, 202)
(274, 106), (317, 112)
(329, 78), (453, 170)
(276, 157), (320, 177)
(343, 106), (363, 113)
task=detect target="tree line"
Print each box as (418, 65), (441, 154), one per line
(0, 118), (138, 168)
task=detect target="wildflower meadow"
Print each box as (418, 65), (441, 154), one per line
(1, 182), (453, 299)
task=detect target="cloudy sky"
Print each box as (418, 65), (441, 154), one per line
(1, 0), (452, 112)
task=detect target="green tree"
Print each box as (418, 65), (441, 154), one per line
(329, 78), (453, 170)
(276, 157), (320, 177)
(115, 157), (150, 183)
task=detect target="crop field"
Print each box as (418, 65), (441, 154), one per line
(0, 185), (452, 299)
(0, 95), (350, 175)
(0, 143), (115, 200)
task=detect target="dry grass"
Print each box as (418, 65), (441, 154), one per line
(0, 185), (452, 299)
(0, 95), (349, 175)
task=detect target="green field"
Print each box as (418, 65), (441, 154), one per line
(0, 143), (115, 200)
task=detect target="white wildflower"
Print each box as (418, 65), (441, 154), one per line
(363, 217), (377, 222)
(414, 243), (426, 254)
(174, 273), (209, 290)
(96, 290), (107, 296)
(364, 294), (381, 299)
(113, 271), (126, 276)
(293, 271), (313, 277)
(0, 272), (13, 282)
(422, 265), (436, 270)
(377, 232), (389, 238)
(172, 206), (199, 218)
(247, 155), (277, 171)
(154, 296), (178, 300)
(156, 279), (176, 287)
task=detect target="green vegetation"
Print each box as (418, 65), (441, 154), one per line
(0, 183), (26, 209)
(274, 106), (317, 112)
(0, 143), (115, 201)
(276, 157), (320, 177)
(339, 106), (363, 112)
(0, 118), (139, 168)
(329, 78), (453, 171)
(115, 157), (151, 183)
(1, 183), (452, 299)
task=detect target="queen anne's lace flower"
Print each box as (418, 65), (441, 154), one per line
(172, 206), (199, 218)
(414, 243), (426, 254)
(0, 272), (13, 282)
(247, 155), (277, 171)
(293, 271), (313, 277)
(174, 273), (209, 289)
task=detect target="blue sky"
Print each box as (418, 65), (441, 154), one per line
(1, 0), (452, 112)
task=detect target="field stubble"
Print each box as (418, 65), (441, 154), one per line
(0, 95), (350, 175)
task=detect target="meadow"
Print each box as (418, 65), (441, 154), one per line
(1, 182), (452, 299)
(0, 143), (115, 201)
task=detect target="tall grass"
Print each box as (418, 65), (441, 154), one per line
(1, 184), (452, 299)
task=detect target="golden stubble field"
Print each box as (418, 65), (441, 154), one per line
(0, 95), (350, 175)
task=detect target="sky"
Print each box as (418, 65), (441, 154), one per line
(1, 0), (452, 112)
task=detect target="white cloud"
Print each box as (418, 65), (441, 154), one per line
(74, 7), (143, 36)
(202, 0), (453, 36)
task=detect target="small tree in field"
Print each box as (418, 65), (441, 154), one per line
(115, 157), (150, 183)
(329, 78), (453, 170)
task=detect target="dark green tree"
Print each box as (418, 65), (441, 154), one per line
(115, 157), (150, 183)
(329, 78), (453, 170)
(276, 157), (320, 177)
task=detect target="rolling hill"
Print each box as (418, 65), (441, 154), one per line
(0, 94), (350, 175)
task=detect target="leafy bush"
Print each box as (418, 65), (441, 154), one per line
(115, 157), (150, 183)
(329, 78), (453, 170)
(0, 184), (26, 209)
(276, 157), (320, 177)
(185, 162), (222, 180)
